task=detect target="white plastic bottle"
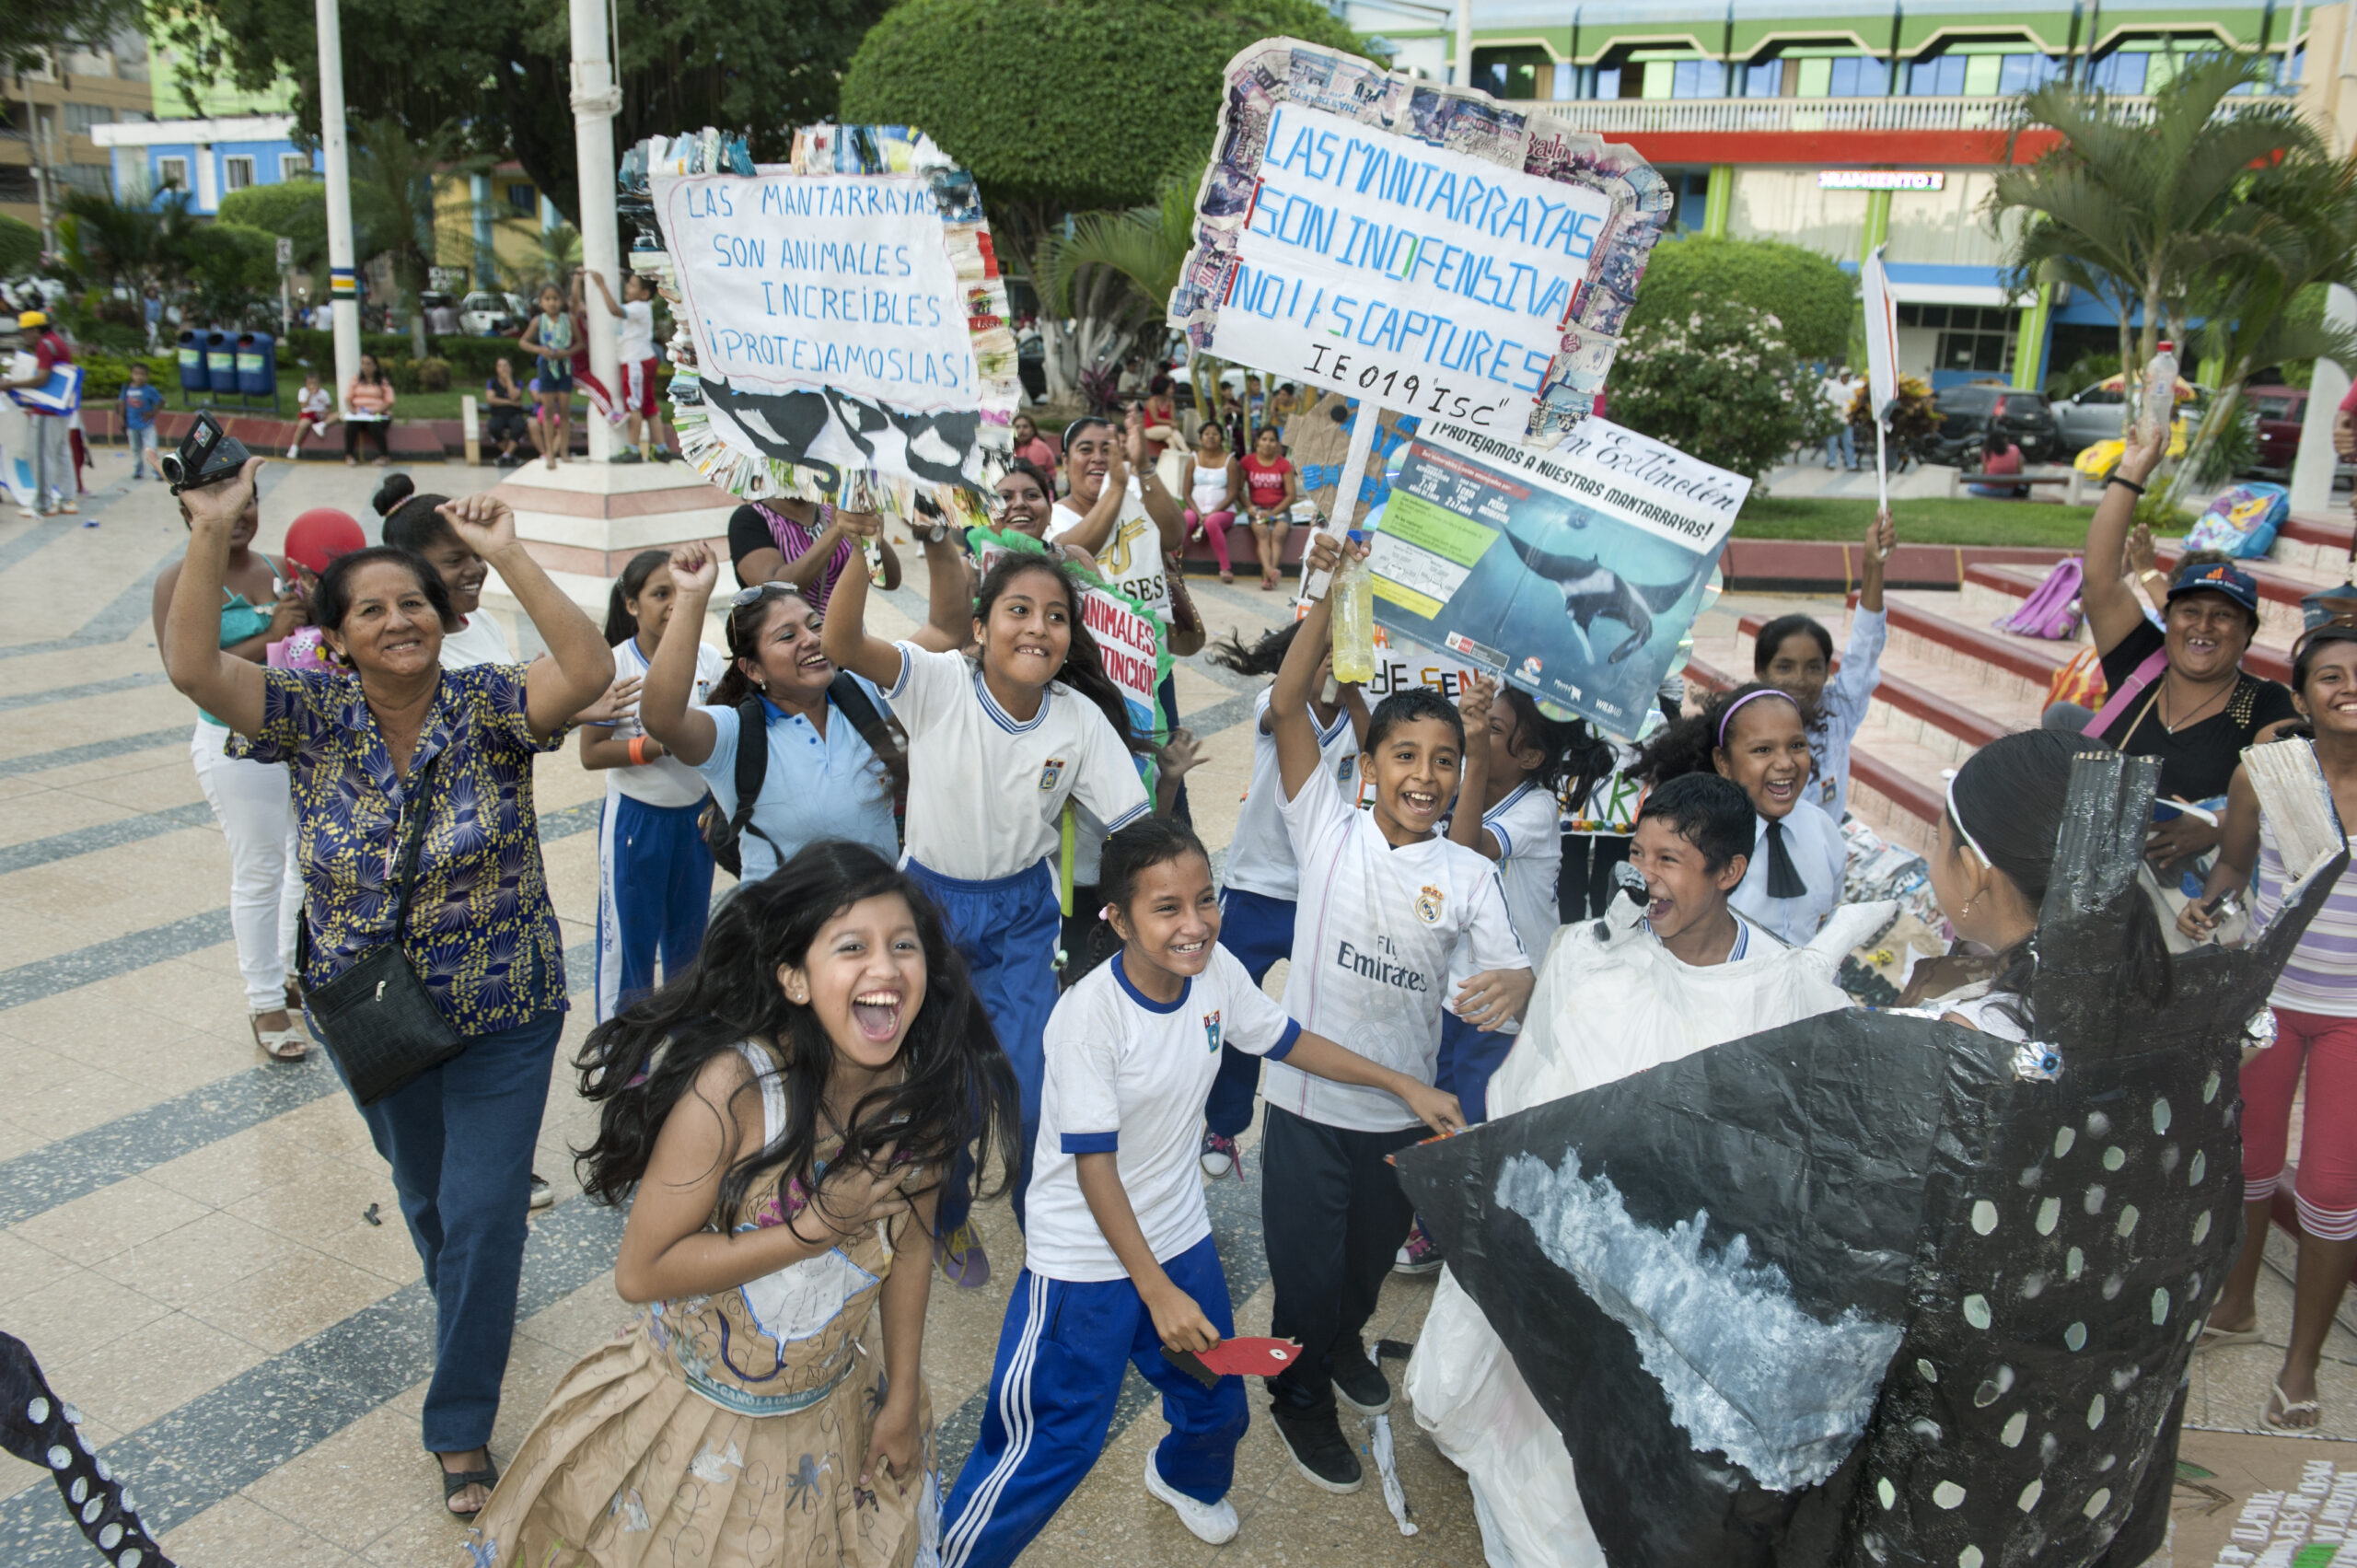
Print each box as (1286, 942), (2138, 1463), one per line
(2139, 342), (2178, 447)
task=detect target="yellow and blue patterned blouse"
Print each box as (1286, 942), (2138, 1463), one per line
(227, 663), (570, 1035)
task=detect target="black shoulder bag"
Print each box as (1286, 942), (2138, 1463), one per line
(304, 751), (466, 1105)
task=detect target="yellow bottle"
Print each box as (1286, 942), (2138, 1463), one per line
(1330, 531), (1376, 684)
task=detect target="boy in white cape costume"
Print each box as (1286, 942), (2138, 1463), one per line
(1404, 854), (1887, 1567)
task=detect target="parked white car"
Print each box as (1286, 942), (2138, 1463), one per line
(459, 292), (528, 337)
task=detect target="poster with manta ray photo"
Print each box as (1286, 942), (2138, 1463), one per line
(1363, 413), (1746, 738)
(651, 122), (1020, 517)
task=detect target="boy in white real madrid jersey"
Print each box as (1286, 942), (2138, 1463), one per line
(1257, 532), (1535, 1493)
(938, 819), (1463, 1565)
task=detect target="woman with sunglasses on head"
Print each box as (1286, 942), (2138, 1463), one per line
(638, 543), (902, 892)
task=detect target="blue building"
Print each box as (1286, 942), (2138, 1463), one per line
(88, 114), (313, 216)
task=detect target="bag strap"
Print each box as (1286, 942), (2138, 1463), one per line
(729, 694), (784, 861)
(826, 669), (894, 755)
(2083, 647), (2168, 740)
(387, 749), (445, 925)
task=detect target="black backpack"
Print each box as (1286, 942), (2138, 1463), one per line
(698, 673), (904, 877)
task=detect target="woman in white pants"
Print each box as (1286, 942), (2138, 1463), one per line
(153, 489), (309, 1058)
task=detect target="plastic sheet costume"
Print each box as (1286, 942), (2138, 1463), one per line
(0, 1332), (174, 1566)
(1404, 896), (1889, 1565)
(1398, 750), (2337, 1568)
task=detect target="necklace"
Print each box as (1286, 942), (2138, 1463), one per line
(2155, 673), (2235, 734)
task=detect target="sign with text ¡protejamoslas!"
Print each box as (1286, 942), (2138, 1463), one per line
(1170, 41), (1673, 448)
(653, 124), (1018, 516)
(1364, 415), (1747, 738)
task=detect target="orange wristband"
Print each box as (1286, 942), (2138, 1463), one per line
(627, 735), (650, 765)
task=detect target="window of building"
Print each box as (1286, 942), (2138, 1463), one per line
(0, 168), (35, 203)
(223, 155), (255, 192)
(281, 151), (313, 180)
(60, 163), (111, 198)
(62, 103), (116, 136)
(1472, 45), (1553, 102)
(505, 181), (536, 216)
(1910, 41), (2060, 97)
(1748, 47), (1887, 99)
(156, 155), (189, 192)
(1742, 58), (1782, 97)
(1899, 304), (2018, 374)
(2085, 39), (2216, 95)
(1599, 49), (1726, 99)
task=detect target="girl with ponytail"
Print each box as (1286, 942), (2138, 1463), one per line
(464, 841), (1019, 1564)
(822, 525), (1155, 1291)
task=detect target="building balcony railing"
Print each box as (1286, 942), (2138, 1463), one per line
(1498, 92), (2200, 137)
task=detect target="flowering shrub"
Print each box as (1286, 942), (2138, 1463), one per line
(1607, 303), (1826, 481)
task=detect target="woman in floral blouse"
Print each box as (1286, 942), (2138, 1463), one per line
(160, 457), (614, 1518)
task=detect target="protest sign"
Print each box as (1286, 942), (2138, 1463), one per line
(2168, 1427), (2357, 1567)
(1171, 41), (1671, 447)
(968, 527), (1170, 749)
(1285, 390), (1420, 528)
(1362, 412), (1746, 737)
(654, 124), (1018, 517)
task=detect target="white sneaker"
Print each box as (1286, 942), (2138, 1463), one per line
(1144, 1451), (1237, 1545)
(286, 443), (300, 459)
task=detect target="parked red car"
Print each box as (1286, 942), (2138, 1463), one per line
(2247, 384), (2310, 470)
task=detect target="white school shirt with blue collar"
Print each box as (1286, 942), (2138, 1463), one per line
(1808, 606), (1887, 822)
(692, 679), (900, 881)
(888, 643), (1149, 883)
(1222, 688), (1361, 902)
(1445, 780), (1567, 1036)
(600, 634), (727, 808)
(1728, 800), (1847, 947)
(1269, 763), (1528, 1132)
(1026, 946), (1301, 1283)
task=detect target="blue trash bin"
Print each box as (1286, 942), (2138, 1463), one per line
(176, 331), (206, 393)
(203, 331), (237, 394)
(235, 331), (274, 396)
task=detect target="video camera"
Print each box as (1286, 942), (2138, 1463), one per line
(158, 412), (252, 495)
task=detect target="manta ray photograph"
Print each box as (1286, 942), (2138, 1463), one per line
(1501, 530), (1704, 666)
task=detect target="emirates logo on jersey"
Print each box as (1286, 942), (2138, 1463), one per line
(1202, 1009), (1222, 1053)
(1038, 758), (1066, 791)
(1414, 884), (1446, 925)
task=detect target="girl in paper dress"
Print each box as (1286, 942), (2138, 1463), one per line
(458, 842), (1021, 1567)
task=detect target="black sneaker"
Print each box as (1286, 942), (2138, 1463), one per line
(1271, 1401), (1363, 1493)
(528, 1173), (554, 1210)
(1332, 1349), (1392, 1415)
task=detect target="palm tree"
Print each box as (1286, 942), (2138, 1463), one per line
(497, 216), (582, 298)
(349, 116), (490, 355)
(1035, 159), (1206, 411)
(1991, 54), (2322, 436)
(2176, 153), (2357, 495)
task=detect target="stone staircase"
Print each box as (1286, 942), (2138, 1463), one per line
(1688, 508), (2351, 854)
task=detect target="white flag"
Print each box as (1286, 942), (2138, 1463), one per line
(1862, 245), (1899, 427)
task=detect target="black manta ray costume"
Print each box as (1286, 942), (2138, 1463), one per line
(1397, 750), (2333, 1568)
(1502, 531), (1700, 665)
(1, 1333), (175, 1565)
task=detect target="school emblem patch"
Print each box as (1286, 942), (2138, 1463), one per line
(1337, 756), (1355, 784)
(1414, 884), (1446, 925)
(1039, 757), (1066, 791)
(1203, 1009), (1222, 1053)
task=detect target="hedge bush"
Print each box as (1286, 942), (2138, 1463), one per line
(1625, 236), (1859, 366)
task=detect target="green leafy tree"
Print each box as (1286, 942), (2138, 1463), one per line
(216, 181), (332, 276)
(1624, 237), (1858, 365)
(1036, 161), (1205, 405)
(180, 223), (281, 324)
(1609, 302), (1820, 482)
(0, 215), (40, 276)
(4, 0), (141, 74)
(159, 0), (887, 225)
(498, 218), (583, 296)
(1991, 54), (2321, 436)
(841, 0), (1360, 258)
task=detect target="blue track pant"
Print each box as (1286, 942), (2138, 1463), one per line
(593, 793), (714, 1024)
(1204, 886), (1296, 1138)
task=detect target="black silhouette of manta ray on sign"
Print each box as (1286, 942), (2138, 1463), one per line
(1501, 530), (1701, 665)
(702, 379), (984, 490)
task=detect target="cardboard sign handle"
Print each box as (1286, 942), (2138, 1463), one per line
(1299, 401), (1382, 603)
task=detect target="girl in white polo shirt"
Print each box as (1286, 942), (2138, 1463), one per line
(823, 539), (1154, 1288)
(938, 818), (1464, 1567)
(579, 549), (726, 1022)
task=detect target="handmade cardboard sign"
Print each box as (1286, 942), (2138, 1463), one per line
(1172, 41), (1671, 446)
(969, 527), (1169, 746)
(656, 124), (1017, 515)
(2169, 1427), (2357, 1567)
(1364, 413), (1745, 738)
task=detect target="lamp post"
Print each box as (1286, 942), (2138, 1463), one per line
(570, 0), (622, 462)
(314, 0), (360, 412)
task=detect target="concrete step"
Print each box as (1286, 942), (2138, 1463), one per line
(1959, 563), (2298, 683)
(2275, 512), (2356, 576)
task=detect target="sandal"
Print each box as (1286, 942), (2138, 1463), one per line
(250, 1012), (308, 1062)
(1219, 571), (1233, 585)
(2195, 1325), (2265, 1353)
(2264, 1379), (2323, 1430)
(442, 1458), (500, 1516)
